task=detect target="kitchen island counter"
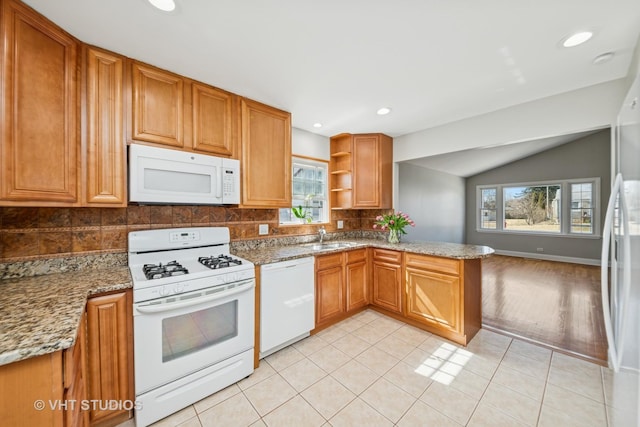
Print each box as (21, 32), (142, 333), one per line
(233, 238), (494, 266)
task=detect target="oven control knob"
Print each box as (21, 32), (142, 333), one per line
(174, 284), (185, 294)
(159, 287), (170, 297)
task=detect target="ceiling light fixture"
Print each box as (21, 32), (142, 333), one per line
(377, 107), (391, 115)
(313, 123), (323, 128)
(148, 0), (176, 12)
(562, 31), (593, 48)
(593, 52), (615, 65)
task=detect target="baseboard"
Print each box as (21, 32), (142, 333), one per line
(494, 250), (601, 266)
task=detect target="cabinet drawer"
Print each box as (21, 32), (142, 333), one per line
(316, 253), (343, 270)
(372, 248), (402, 264)
(405, 253), (460, 276)
(346, 248), (366, 264)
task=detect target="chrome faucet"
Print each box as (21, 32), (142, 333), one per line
(318, 226), (327, 244)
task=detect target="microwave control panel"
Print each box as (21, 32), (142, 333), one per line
(223, 169), (235, 195)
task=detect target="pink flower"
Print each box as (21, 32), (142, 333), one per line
(389, 220), (395, 225)
(373, 224), (377, 229)
(375, 215), (383, 221)
(381, 225), (387, 231)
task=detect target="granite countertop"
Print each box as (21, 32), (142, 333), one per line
(0, 267), (132, 366)
(233, 238), (494, 266)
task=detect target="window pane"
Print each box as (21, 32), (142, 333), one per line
(281, 157), (329, 224)
(480, 188), (496, 229)
(570, 183), (593, 234)
(503, 185), (561, 233)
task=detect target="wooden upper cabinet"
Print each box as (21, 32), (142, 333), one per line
(191, 82), (234, 156)
(82, 46), (126, 206)
(329, 133), (392, 209)
(0, 0), (79, 204)
(240, 98), (291, 208)
(131, 61), (184, 148)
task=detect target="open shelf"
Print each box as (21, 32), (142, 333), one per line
(331, 188), (352, 192)
(330, 151), (350, 157)
(331, 170), (351, 175)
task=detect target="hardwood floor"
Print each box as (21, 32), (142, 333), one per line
(482, 255), (608, 364)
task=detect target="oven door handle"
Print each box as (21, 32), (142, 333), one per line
(135, 280), (254, 314)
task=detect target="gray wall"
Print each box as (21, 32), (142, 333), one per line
(465, 129), (611, 261)
(398, 163), (466, 243)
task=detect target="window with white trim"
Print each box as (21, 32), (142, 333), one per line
(279, 157), (329, 224)
(476, 178), (600, 236)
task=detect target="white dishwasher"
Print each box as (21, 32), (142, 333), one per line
(260, 256), (315, 358)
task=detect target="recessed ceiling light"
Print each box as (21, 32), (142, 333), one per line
(377, 107), (391, 115)
(562, 31), (593, 48)
(148, 0), (175, 12)
(313, 123), (323, 128)
(593, 52), (615, 65)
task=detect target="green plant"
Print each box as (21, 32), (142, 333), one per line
(292, 194), (314, 223)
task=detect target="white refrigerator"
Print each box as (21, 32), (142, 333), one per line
(602, 71), (640, 426)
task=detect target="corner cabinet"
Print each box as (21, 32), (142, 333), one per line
(240, 98), (291, 208)
(404, 253), (482, 345)
(329, 133), (392, 209)
(370, 248), (402, 313)
(86, 290), (134, 427)
(82, 46), (126, 206)
(1, 0), (79, 205)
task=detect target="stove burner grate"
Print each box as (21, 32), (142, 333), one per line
(142, 261), (189, 280)
(198, 254), (243, 270)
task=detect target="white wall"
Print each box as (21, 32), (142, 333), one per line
(292, 127), (330, 160)
(397, 163), (466, 243)
(393, 79), (627, 163)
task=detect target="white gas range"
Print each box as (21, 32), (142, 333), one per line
(128, 227), (255, 427)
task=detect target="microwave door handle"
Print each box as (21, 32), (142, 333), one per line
(135, 280), (254, 314)
(216, 166), (223, 199)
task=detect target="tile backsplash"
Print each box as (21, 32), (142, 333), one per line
(0, 206), (390, 262)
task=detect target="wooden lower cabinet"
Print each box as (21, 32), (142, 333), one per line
(404, 253), (482, 345)
(315, 253), (345, 327)
(0, 314), (88, 427)
(314, 249), (368, 330)
(370, 249), (402, 313)
(345, 249), (368, 311)
(86, 290), (134, 427)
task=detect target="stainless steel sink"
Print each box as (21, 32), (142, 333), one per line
(299, 242), (358, 250)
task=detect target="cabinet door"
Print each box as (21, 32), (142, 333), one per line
(346, 260), (368, 312)
(316, 265), (345, 326)
(192, 82), (234, 156)
(405, 267), (460, 333)
(371, 261), (402, 313)
(84, 46), (126, 206)
(240, 98), (291, 208)
(1, 0), (78, 203)
(132, 62), (183, 147)
(86, 291), (133, 426)
(352, 135), (380, 208)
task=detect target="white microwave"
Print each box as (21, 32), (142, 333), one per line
(129, 144), (240, 205)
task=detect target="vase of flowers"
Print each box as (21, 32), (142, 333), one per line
(373, 211), (415, 243)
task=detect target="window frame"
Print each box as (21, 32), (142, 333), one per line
(279, 155), (330, 225)
(476, 178), (600, 238)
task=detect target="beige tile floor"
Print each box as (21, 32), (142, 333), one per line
(120, 310), (637, 427)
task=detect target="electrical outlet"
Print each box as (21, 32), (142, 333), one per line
(337, 220), (344, 229)
(259, 224), (269, 235)
(536, 247), (544, 252)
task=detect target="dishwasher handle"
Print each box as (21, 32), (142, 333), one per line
(261, 257), (314, 272)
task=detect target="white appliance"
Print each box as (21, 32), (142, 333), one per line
(129, 144), (240, 205)
(128, 227), (255, 427)
(602, 72), (640, 426)
(260, 257), (315, 358)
